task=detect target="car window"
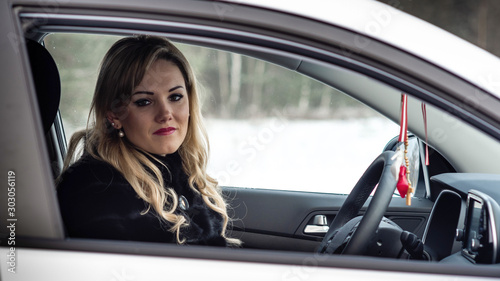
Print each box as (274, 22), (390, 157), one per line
(45, 33), (399, 195)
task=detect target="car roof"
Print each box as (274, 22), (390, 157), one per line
(230, 0), (500, 98)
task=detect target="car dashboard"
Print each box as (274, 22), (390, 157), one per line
(429, 173), (500, 265)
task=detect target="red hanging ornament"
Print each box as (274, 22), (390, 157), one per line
(396, 165), (409, 198)
(422, 103), (430, 166)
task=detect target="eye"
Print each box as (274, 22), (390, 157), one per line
(133, 99), (152, 107)
(169, 94), (184, 102)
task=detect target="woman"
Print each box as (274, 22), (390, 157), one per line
(57, 35), (239, 246)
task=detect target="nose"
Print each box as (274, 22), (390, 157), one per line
(155, 100), (173, 123)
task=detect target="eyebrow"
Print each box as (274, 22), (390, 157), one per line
(132, 86), (184, 96)
(168, 85), (184, 92)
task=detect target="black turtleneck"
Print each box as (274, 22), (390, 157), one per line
(57, 151), (227, 246)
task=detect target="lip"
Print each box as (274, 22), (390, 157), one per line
(153, 127), (176, 136)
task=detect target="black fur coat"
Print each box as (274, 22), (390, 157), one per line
(57, 151), (227, 246)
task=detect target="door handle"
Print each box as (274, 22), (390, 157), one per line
(304, 215), (329, 234)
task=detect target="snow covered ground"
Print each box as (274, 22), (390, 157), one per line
(205, 117), (399, 194)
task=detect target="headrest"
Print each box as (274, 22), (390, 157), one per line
(26, 39), (61, 133)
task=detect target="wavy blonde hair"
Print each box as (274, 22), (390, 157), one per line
(61, 35), (240, 246)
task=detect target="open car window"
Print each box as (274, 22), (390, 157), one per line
(46, 33), (401, 195)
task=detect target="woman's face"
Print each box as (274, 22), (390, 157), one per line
(111, 59), (190, 156)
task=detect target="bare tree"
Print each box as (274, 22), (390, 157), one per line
(298, 78), (311, 115)
(249, 59), (266, 116)
(478, 0), (488, 49)
(229, 53), (242, 115)
(217, 52), (230, 117)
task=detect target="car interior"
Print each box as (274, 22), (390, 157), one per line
(10, 4), (500, 278)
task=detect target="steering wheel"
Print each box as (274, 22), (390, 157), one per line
(318, 150), (397, 255)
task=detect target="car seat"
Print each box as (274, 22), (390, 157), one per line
(26, 38), (62, 178)
(26, 38), (61, 134)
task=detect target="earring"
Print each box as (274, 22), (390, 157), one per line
(111, 122), (115, 127)
(118, 130), (125, 138)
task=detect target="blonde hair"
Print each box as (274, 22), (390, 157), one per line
(61, 35), (239, 246)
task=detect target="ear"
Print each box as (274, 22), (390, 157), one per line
(107, 112), (122, 129)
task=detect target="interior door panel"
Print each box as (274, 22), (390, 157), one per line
(224, 187), (434, 252)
